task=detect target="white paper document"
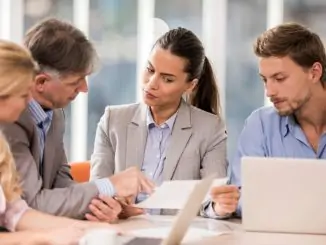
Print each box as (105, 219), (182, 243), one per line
(134, 177), (228, 209)
(132, 175), (227, 245)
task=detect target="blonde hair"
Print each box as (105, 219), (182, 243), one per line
(0, 39), (38, 98)
(0, 40), (38, 201)
(0, 132), (21, 201)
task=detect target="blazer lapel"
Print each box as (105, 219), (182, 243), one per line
(18, 109), (41, 175)
(31, 125), (41, 175)
(125, 104), (148, 170)
(163, 100), (192, 180)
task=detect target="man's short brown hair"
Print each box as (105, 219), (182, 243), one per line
(254, 22), (326, 82)
(24, 18), (97, 75)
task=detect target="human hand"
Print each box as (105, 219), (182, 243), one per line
(85, 195), (122, 223)
(109, 167), (155, 199)
(211, 185), (240, 216)
(114, 197), (144, 219)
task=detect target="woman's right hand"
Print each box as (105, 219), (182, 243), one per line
(42, 225), (86, 245)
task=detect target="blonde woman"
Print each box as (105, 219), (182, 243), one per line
(0, 40), (119, 244)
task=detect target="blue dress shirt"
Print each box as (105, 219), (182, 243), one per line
(230, 106), (326, 216)
(136, 108), (177, 214)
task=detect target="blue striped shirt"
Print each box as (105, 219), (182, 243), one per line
(28, 100), (115, 197)
(136, 108), (177, 213)
(141, 108), (177, 184)
(29, 100), (53, 168)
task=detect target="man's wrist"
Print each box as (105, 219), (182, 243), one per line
(212, 202), (232, 218)
(94, 178), (116, 196)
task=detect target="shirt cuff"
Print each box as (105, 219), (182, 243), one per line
(200, 199), (232, 219)
(93, 178), (116, 197)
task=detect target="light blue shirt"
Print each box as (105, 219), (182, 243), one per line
(136, 108), (177, 212)
(29, 100), (115, 197)
(29, 100), (53, 170)
(142, 108), (177, 183)
(230, 106), (326, 216)
(138, 107), (221, 217)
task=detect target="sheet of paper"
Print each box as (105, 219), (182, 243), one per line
(130, 227), (225, 243)
(134, 177), (228, 209)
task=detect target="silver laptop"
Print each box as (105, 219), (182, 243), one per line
(241, 156), (326, 235)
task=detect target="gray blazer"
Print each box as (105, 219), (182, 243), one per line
(0, 108), (98, 219)
(90, 100), (227, 213)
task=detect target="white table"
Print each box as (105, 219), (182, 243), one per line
(115, 215), (326, 245)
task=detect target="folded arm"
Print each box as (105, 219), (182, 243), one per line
(1, 123), (99, 218)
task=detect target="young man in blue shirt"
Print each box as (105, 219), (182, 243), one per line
(208, 22), (326, 218)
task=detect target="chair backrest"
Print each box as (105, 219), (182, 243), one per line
(70, 161), (90, 183)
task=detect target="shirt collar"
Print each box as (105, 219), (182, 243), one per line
(28, 99), (53, 126)
(281, 114), (298, 137)
(146, 107), (177, 129)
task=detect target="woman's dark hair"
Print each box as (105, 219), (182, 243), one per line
(155, 27), (221, 116)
